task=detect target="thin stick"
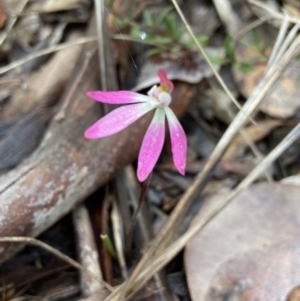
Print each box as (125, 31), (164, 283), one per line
(220, 96), (273, 183)
(267, 13), (289, 68)
(232, 16), (273, 43)
(73, 204), (105, 296)
(212, 0), (240, 36)
(111, 197), (128, 279)
(55, 47), (97, 121)
(0, 36), (98, 75)
(0, 0), (29, 46)
(170, 0), (255, 124)
(271, 21), (300, 66)
(126, 173), (152, 251)
(248, 0), (300, 23)
(0, 237), (113, 292)
(94, 0), (107, 90)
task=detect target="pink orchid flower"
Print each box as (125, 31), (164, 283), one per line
(85, 69), (187, 182)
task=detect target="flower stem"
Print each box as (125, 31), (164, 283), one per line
(126, 172), (153, 250)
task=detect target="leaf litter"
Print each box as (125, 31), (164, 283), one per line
(0, 0), (299, 300)
(185, 183), (300, 301)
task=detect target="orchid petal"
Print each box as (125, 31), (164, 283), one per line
(165, 107), (187, 175)
(86, 91), (150, 104)
(158, 69), (174, 93)
(137, 108), (165, 182)
(85, 103), (155, 139)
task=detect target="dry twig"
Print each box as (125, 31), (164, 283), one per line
(0, 0), (29, 46)
(73, 205), (106, 298)
(0, 237), (113, 292)
(0, 36), (98, 75)
(94, 0), (108, 90)
(248, 0), (300, 23)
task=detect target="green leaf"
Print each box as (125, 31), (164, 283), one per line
(143, 9), (153, 27)
(147, 36), (173, 44)
(101, 235), (117, 259)
(164, 15), (181, 40)
(105, 0), (114, 7)
(182, 34), (209, 48)
(224, 35), (235, 61)
(157, 6), (174, 26)
(114, 16), (125, 27)
(130, 25), (141, 38)
(252, 29), (262, 48)
(234, 62), (254, 72)
(196, 34), (209, 45)
(145, 47), (165, 57)
(170, 45), (181, 53)
(206, 54), (224, 65)
(240, 39), (253, 48)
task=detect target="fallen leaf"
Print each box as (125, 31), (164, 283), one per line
(283, 1), (300, 18)
(281, 174), (300, 186)
(29, 0), (90, 13)
(2, 31), (83, 118)
(235, 60), (300, 119)
(0, 2), (7, 29)
(286, 286), (300, 301)
(132, 48), (224, 91)
(259, 62), (300, 118)
(233, 24), (300, 119)
(185, 183), (300, 301)
(13, 14), (42, 49)
(224, 119), (283, 160)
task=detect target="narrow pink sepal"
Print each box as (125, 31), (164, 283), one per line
(86, 91), (150, 104)
(137, 108), (165, 182)
(158, 69), (174, 93)
(85, 103), (154, 139)
(165, 107), (187, 175)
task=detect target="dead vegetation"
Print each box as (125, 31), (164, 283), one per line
(0, 0), (300, 300)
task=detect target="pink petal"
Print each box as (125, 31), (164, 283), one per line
(86, 91), (150, 104)
(158, 69), (174, 93)
(85, 103), (155, 139)
(165, 107), (187, 175)
(137, 108), (165, 182)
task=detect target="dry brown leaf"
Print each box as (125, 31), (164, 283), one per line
(232, 20), (300, 119)
(259, 61), (300, 118)
(185, 183), (300, 301)
(2, 31), (83, 118)
(224, 119), (283, 160)
(107, 0), (132, 32)
(1, 0), (26, 15)
(235, 60), (300, 119)
(234, 63), (266, 96)
(13, 14), (42, 48)
(281, 173), (300, 186)
(132, 49), (223, 91)
(0, 2), (7, 29)
(29, 0), (89, 13)
(286, 286), (300, 301)
(283, 1), (300, 18)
